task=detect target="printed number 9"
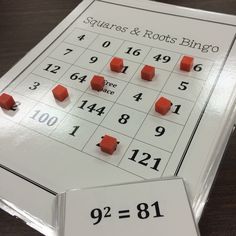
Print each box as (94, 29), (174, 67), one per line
(155, 126), (165, 137)
(90, 208), (102, 225)
(90, 56), (98, 64)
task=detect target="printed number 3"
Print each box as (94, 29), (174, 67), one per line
(29, 82), (40, 90)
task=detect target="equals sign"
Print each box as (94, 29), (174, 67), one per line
(118, 210), (130, 219)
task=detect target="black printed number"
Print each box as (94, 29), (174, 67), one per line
(90, 56), (98, 64)
(11, 101), (21, 111)
(137, 201), (163, 219)
(78, 100), (106, 116)
(121, 66), (129, 74)
(64, 48), (73, 55)
(90, 207), (111, 225)
(172, 105), (181, 115)
(125, 47), (141, 56)
(193, 64), (203, 72)
(178, 81), (189, 91)
(69, 126), (80, 137)
(102, 41), (111, 48)
(153, 54), (171, 63)
(77, 35), (85, 41)
(133, 93), (143, 102)
(70, 73), (87, 83)
(44, 64), (61, 74)
(30, 110), (58, 126)
(29, 82), (40, 90)
(129, 149), (161, 171)
(118, 114), (130, 124)
(155, 126), (165, 137)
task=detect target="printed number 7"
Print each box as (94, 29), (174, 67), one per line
(64, 48), (73, 55)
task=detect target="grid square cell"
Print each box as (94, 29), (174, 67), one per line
(143, 48), (181, 71)
(86, 75), (127, 102)
(174, 56), (213, 80)
(101, 104), (146, 137)
(64, 28), (98, 48)
(83, 126), (132, 166)
(50, 42), (85, 64)
(41, 86), (83, 112)
(135, 115), (183, 152)
(117, 83), (159, 113)
(70, 93), (113, 124)
(115, 41), (151, 63)
(89, 35), (123, 55)
(149, 93), (195, 125)
(13, 74), (54, 100)
(163, 73), (204, 102)
(59, 66), (94, 92)
(75, 50), (111, 73)
(119, 140), (171, 178)
(20, 103), (66, 136)
(33, 58), (71, 81)
(50, 114), (97, 150)
(131, 64), (170, 91)
(0, 92), (36, 123)
(102, 58), (140, 82)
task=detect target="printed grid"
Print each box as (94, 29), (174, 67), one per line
(4, 27), (214, 179)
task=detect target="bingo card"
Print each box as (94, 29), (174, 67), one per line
(0, 0), (236, 234)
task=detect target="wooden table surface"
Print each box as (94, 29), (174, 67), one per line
(0, 0), (235, 235)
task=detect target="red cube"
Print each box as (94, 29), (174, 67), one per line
(155, 97), (172, 115)
(99, 135), (118, 155)
(52, 85), (69, 102)
(91, 75), (105, 91)
(141, 65), (155, 81)
(110, 57), (124, 73)
(180, 56), (194, 72)
(0, 93), (15, 110)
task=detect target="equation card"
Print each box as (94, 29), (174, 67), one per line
(57, 178), (199, 236)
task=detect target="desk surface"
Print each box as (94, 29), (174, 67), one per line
(0, 0), (235, 235)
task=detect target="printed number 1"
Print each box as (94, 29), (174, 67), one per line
(69, 126), (80, 136)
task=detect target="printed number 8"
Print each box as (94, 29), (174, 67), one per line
(118, 114), (130, 124)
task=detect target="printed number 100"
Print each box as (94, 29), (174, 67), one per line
(30, 110), (58, 126)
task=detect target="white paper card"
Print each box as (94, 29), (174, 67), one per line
(57, 178), (199, 236)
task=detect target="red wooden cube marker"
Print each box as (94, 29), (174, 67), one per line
(141, 65), (155, 81)
(52, 85), (69, 102)
(0, 93), (15, 110)
(180, 56), (194, 72)
(99, 135), (118, 155)
(155, 97), (172, 115)
(91, 75), (105, 91)
(110, 57), (124, 73)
